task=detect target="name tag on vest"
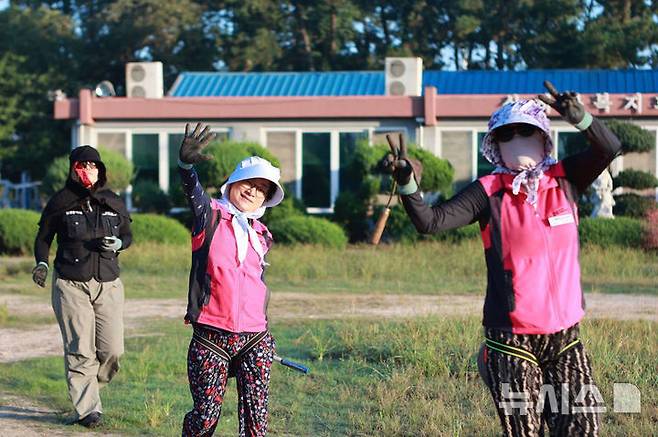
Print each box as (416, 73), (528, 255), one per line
(548, 213), (575, 227)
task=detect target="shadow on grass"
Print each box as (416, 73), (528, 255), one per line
(0, 404), (63, 424)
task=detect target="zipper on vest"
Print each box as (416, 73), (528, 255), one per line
(236, 267), (245, 331)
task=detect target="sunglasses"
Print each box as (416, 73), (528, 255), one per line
(493, 124), (538, 143)
(74, 161), (98, 170)
(241, 180), (272, 198)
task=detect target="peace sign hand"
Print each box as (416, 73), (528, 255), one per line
(379, 134), (422, 186)
(538, 80), (586, 126)
(179, 122), (216, 165)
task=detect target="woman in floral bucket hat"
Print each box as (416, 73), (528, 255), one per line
(176, 123), (285, 436)
(381, 82), (622, 436)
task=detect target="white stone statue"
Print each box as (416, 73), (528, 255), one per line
(590, 168), (615, 218)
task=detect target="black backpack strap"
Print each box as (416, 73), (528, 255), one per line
(233, 330), (269, 363)
(198, 206), (221, 254)
(192, 330), (231, 362)
(192, 327), (269, 370)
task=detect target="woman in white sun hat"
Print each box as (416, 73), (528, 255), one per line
(177, 123), (284, 437)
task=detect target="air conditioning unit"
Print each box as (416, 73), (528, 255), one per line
(125, 62), (163, 98)
(385, 57), (423, 96)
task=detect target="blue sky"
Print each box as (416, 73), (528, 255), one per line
(0, 1), (8, 10)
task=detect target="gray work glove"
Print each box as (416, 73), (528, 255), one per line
(99, 236), (122, 252)
(379, 133), (423, 186)
(538, 80), (586, 126)
(179, 122), (216, 165)
(32, 262), (48, 288)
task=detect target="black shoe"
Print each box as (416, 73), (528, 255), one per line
(78, 411), (102, 428)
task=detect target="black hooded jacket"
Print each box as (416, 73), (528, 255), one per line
(34, 146), (132, 282)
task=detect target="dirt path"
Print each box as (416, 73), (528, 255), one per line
(1, 291), (656, 364)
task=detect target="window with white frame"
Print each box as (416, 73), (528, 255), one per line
(440, 130), (474, 190)
(265, 129), (370, 212)
(97, 132), (126, 155)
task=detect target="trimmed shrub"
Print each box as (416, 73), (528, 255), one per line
(130, 213), (189, 245)
(268, 216), (348, 248)
(561, 121), (656, 157)
(101, 147), (133, 191)
(366, 142), (455, 194)
(262, 193), (305, 223)
(605, 119), (654, 154)
(333, 190), (371, 243)
(613, 193), (657, 218)
(579, 217), (644, 248)
(0, 208), (41, 255)
(196, 141), (280, 189)
(41, 147), (133, 196)
(132, 180), (172, 214)
(613, 169), (658, 191)
(333, 140), (454, 242)
(409, 148), (455, 196)
(41, 155), (70, 196)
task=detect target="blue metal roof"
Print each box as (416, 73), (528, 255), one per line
(169, 69), (658, 97)
(169, 71), (384, 97)
(422, 69), (658, 94)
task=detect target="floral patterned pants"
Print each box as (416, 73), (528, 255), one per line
(182, 325), (275, 437)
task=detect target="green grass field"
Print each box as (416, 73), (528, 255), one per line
(1, 242), (655, 435)
(0, 317), (655, 436)
(3, 241), (656, 299)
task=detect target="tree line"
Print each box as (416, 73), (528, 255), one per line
(1, 0), (657, 179)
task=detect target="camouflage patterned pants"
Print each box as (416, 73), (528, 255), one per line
(479, 324), (601, 436)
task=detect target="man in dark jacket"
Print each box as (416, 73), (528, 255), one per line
(32, 145), (131, 428)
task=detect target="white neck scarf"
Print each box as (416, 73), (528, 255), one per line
(217, 197), (267, 266)
(493, 156), (557, 206)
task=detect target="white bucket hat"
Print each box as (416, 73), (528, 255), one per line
(220, 156), (285, 207)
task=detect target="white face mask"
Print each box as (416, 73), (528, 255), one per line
(498, 131), (545, 171)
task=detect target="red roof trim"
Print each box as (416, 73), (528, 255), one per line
(54, 88), (658, 125)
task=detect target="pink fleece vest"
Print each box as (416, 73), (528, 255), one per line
(195, 202), (272, 333)
(479, 163), (585, 334)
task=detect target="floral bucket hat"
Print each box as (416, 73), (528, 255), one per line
(480, 99), (554, 168)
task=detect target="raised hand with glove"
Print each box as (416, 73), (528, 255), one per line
(538, 80), (592, 131)
(379, 133), (423, 194)
(178, 122), (216, 167)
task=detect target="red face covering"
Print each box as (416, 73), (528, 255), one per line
(73, 162), (95, 188)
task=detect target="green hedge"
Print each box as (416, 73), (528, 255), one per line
(579, 217), (644, 248)
(605, 119), (655, 154)
(132, 181), (171, 214)
(0, 209), (41, 255)
(130, 213), (189, 245)
(376, 205), (481, 244)
(41, 156), (71, 197)
(613, 170), (658, 191)
(613, 193), (657, 218)
(196, 141), (280, 189)
(268, 216), (348, 248)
